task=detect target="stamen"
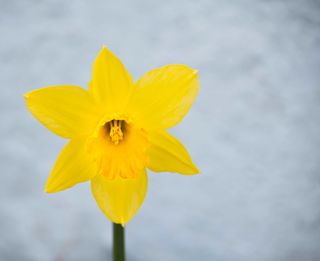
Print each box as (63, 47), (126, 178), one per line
(109, 120), (124, 145)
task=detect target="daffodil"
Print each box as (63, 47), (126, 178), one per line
(24, 47), (199, 225)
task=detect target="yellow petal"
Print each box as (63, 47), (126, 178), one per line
(89, 46), (134, 114)
(45, 138), (97, 193)
(147, 130), (199, 175)
(127, 64), (199, 129)
(91, 170), (148, 225)
(24, 86), (100, 139)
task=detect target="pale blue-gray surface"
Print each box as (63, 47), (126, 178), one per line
(1, 0), (320, 260)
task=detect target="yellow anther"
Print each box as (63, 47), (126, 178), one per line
(109, 120), (124, 145)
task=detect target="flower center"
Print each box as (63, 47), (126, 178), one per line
(108, 120), (124, 145)
(87, 117), (149, 179)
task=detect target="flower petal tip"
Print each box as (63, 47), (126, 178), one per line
(189, 165), (200, 175)
(101, 45), (111, 53)
(193, 166), (200, 174)
(185, 161), (200, 175)
(44, 186), (54, 194)
(44, 182), (59, 194)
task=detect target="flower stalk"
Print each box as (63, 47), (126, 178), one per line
(113, 223), (125, 261)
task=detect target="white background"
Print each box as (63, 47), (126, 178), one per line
(1, 0), (320, 260)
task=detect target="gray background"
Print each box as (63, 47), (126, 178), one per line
(1, 0), (320, 260)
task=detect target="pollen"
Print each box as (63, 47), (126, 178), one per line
(109, 120), (124, 145)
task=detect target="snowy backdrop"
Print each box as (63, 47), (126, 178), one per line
(1, 0), (320, 260)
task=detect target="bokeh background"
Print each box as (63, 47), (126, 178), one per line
(1, 0), (320, 260)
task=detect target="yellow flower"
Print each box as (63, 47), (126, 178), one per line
(24, 47), (199, 225)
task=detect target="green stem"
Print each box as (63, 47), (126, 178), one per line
(113, 223), (125, 261)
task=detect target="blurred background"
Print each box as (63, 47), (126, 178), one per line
(1, 0), (320, 260)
